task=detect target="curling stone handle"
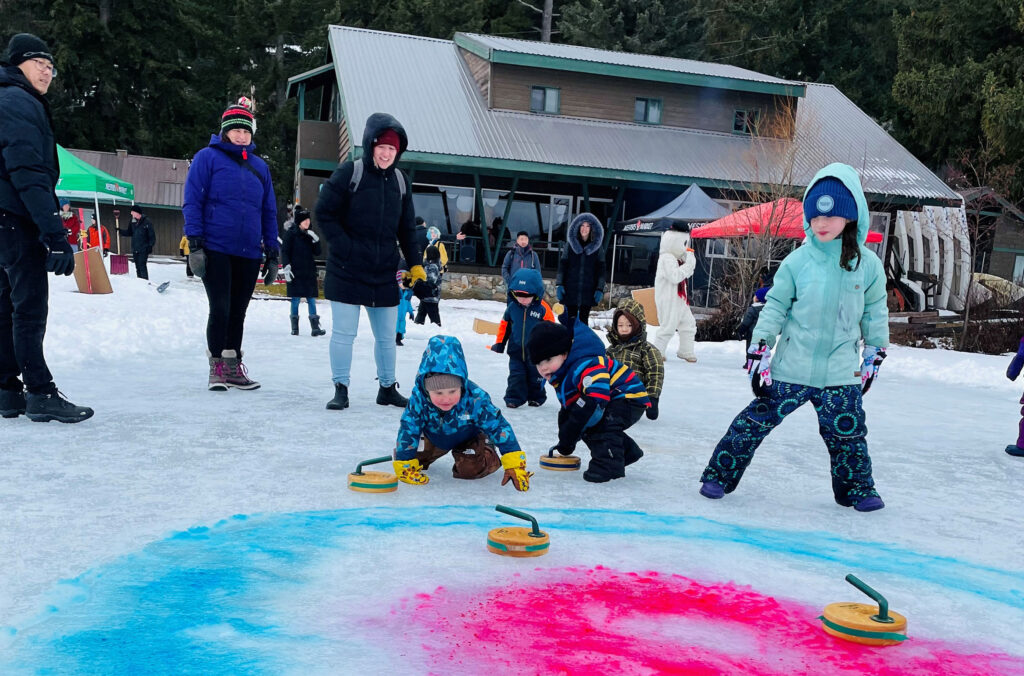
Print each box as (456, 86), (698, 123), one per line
(495, 505), (544, 538)
(845, 574), (894, 623)
(354, 456), (393, 476)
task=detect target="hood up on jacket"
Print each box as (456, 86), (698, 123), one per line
(552, 319), (606, 383)
(607, 298), (649, 346)
(567, 213), (604, 256)
(414, 335), (468, 396)
(208, 133), (256, 156)
(508, 267), (545, 299)
(361, 112), (409, 166)
(801, 162), (871, 259)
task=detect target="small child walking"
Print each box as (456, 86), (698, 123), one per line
(395, 261), (415, 346)
(698, 163), (890, 512)
(528, 319), (650, 483)
(281, 205), (326, 336)
(391, 335), (531, 491)
(413, 245), (443, 327)
(605, 299), (664, 420)
(490, 268), (555, 408)
(735, 285), (769, 353)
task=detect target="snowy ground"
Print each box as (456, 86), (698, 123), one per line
(1, 260), (1022, 674)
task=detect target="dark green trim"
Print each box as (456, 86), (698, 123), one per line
(454, 34), (491, 61)
(285, 63), (335, 99)
(818, 616), (906, 642)
(133, 203), (181, 210)
(582, 182), (590, 213)
(297, 83), (306, 121)
(493, 177), (519, 266)
(393, 151), (956, 206)
(486, 50), (804, 98)
(993, 247), (1024, 254)
(299, 159), (340, 172)
(634, 97), (663, 125)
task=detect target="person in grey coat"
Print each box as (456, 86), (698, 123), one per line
(501, 230), (540, 289)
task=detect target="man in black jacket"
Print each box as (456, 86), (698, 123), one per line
(118, 206), (157, 279)
(0, 33), (92, 422)
(315, 113), (422, 410)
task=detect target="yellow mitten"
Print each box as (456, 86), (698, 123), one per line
(499, 451), (532, 492)
(393, 458), (429, 485)
(408, 265), (427, 285)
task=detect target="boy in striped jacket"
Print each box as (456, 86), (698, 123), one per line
(527, 319), (650, 483)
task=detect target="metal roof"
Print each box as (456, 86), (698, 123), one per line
(67, 149), (189, 207)
(456, 32), (803, 92)
(327, 26), (959, 203)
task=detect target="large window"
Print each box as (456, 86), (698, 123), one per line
(733, 109), (760, 134)
(530, 86), (560, 114)
(634, 97), (662, 124)
(411, 185), (474, 236)
(1014, 255), (1024, 285)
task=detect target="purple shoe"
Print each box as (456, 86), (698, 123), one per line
(853, 496), (885, 512)
(699, 481), (724, 499)
(1005, 445), (1024, 457)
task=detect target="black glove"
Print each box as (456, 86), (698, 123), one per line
(261, 252), (279, 286)
(41, 233), (75, 276)
(490, 342), (506, 354)
(645, 397), (659, 421)
(187, 237), (207, 279)
(548, 443), (574, 457)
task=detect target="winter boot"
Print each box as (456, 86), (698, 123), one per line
(0, 386), (26, 418)
(376, 382), (409, 408)
(290, 315), (299, 335)
(208, 351), (228, 391)
(396, 332), (404, 346)
(25, 389), (94, 423)
(1006, 445), (1024, 457)
(221, 349), (260, 390)
(309, 314), (326, 337)
(699, 481), (725, 499)
(852, 496), (885, 512)
(623, 438), (644, 466)
(326, 383), (349, 410)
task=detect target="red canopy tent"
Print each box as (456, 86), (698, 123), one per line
(692, 198), (883, 243)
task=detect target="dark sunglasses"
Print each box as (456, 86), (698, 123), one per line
(511, 291), (534, 298)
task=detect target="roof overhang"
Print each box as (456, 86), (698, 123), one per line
(454, 34), (805, 98)
(286, 63), (336, 99)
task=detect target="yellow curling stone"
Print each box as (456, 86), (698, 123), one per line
(539, 453), (581, 471)
(347, 470), (398, 492)
(487, 526), (550, 557)
(821, 602), (907, 646)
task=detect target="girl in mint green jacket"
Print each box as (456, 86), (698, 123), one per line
(699, 163), (890, 512)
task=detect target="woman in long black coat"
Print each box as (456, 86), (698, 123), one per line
(281, 205), (325, 336)
(556, 212), (606, 325)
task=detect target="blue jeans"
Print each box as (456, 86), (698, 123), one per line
(330, 302), (398, 387)
(701, 381), (879, 505)
(290, 296), (317, 316)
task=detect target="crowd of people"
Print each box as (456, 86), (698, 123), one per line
(12, 31), (979, 506)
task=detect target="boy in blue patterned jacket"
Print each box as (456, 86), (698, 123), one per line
(528, 320), (650, 483)
(392, 335), (531, 491)
(490, 268), (556, 408)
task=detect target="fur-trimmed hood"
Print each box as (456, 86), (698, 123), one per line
(567, 212), (604, 256)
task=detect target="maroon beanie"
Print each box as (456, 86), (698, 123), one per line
(374, 129), (401, 150)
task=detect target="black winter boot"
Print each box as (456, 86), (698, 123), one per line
(25, 389), (94, 423)
(326, 383), (349, 410)
(396, 332), (404, 346)
(0, 386), (26, 418)
(290, 315), (299, 336)
(309, 314), (326, 337)
(376, 382), (409, 408)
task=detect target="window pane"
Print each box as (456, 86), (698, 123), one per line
(530, 87), (544, 112)
(733, 111), (746, 133)
(441, 187), (474, 236)
(647, 99), (662, 124)
(544, 88), (559, 114)
(1015, 256), (1024, 285)
(412, 191), (447, 235)
(634, 98), (646, 122)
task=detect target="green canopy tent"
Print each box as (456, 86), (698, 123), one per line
(55, 145), (135, 256)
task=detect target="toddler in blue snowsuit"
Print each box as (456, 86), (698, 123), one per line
(391, 335), (531, 491)
(490, 268), (556, 408)
(395, 262), (415, 346)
